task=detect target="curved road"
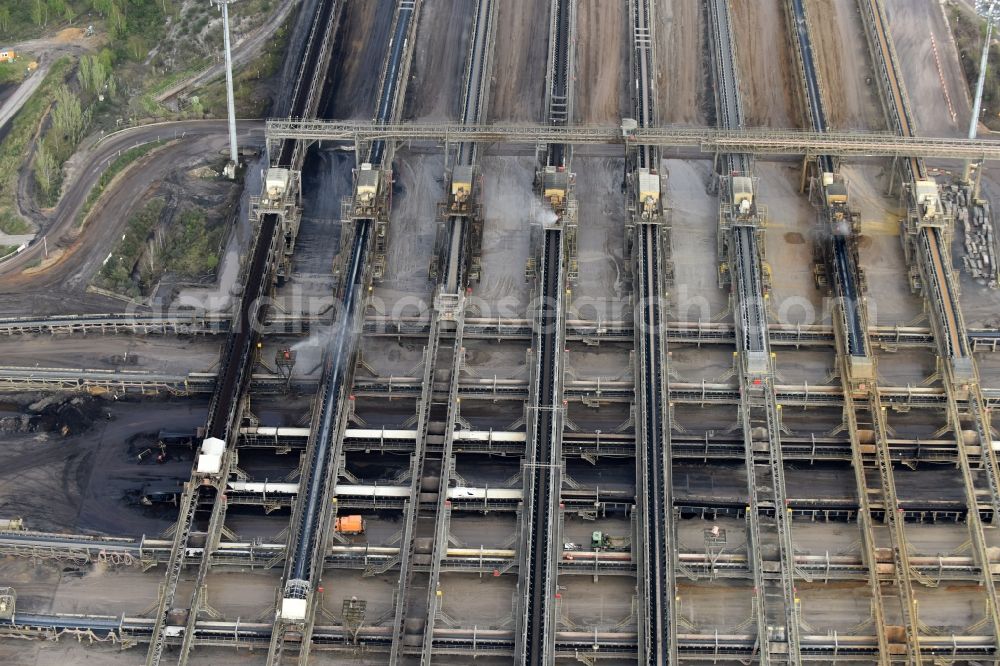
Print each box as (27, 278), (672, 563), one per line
(0, 120), (264, 309)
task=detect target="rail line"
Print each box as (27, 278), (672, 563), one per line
(8, 612), (1000, 660)
(387, 0), (496, 659)
(518, 1), (574, 662)
(142, 1), (344, 664)
(708, 1), (802, 661)
(787, 0), (868, 361)
(266, 1), (421, 662)
(627, 0), (676, 661)
(856, 0), (1000, 658)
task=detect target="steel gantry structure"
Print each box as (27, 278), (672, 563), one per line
(625, 0), (677, 662)
(856, 0), (1000, 659)
(263, 119), (1000, 160)
(708, 0), (801, 662)
(785, 1), (907, 661)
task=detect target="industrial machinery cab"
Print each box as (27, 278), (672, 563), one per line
(449, 164), (475, 214)
(637, 167), (662, 220)
(731, 175), (754, 215)
(353, 162), (383, 218)
(263, 168), (291, 205)
(541, 165), (570, 209)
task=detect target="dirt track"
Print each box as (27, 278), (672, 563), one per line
(489, 0), (551, 121)
(655, 0), (707, 124)
(808, 0), (885, 130)
(883, 0), (971, 137)
(575, 0), (628, 123)
(730, 0), (802, 128)
(403, 0), (472, 121)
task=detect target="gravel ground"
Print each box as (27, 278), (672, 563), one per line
(488, 0), (550, 122)
(730, 0), (802, 128)
(807, 0), (886, 130)
(655, 0), (709, 124)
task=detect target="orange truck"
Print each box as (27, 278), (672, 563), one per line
(334, 515), (365, 535)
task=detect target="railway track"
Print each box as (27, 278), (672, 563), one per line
(387, 0), (496, 659)
(627, 0), (677, 661)
(708, 1), (802, 661)
(266, 1), (421, 663)
(143, 1), (344, 664)
(518, 1), (574, 662)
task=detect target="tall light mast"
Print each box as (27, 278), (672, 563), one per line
(212, 0), (240, 178)
(965, 0), (999, 188)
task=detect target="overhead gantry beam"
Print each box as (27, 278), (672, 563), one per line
(264, 119), (1000, 160)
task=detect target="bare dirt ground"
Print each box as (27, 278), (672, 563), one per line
(321, 0), (396, 120)
(730, 0), (802, 128)
(759, 162), (828, 326)
(475, 153), (536, 314)
(489, 0), (551, 122)
(662, 158), (728, 321)
(655, 0), (708, 124)
(883, 0), (971, 137)
(845, 164), (926, 324)
(808, 0), (886, 130)
(371, 150), (441, 314)
(571, 155), (628, 317)
(404, 0), (472, 121)
(0, 399), (208, 536)
(575, 0), (628, 124)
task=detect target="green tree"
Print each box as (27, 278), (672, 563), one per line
(79, 54), (109, 95)
(52, 84), (87, 145)
(31, 0), (47, 27)
(126, 34), (146, 61)
(0, 7), (11, 34)
(33, 139), (57, 196)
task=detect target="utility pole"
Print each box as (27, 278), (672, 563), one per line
(965, 0), (999, 187)
(212, 0), (240, 179)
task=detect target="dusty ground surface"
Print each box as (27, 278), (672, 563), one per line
(883, 0), (971, 137)
(403, 0), (472, 121)
(571, 155), (628, 317)
(663, 158), (728, 321)
(759, 162), (828, 326)
(0, 335), (221, 375)
(730, 0), (802, 128)
(807, 0), (886, 130)
(320, 0), (396, 120)
(475, 153), (537, 314)
(655, 0), (708, 124)
(0, 399), (208, 535)
(488, 0), (551, 122)
(575, 0), (628, 124)
(371, 150), (441, 314)
(845, 164), (926, 325)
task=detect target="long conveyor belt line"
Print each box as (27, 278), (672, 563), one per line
(516, 0), (573, 663)
(521, 227), (564, 666)
(266, 1), (422, 663)
(784, 4), (901, 660)
(634, 224), (677, 663)
(143, 1), (343, 664)
(787, 0), (868, 359)
(627, 0), (677, 661)
(388, 0), (494, 648)
(408, 0), (498, 660)
(707, 1), (801, 662)
(858, 0), (1000, 655)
